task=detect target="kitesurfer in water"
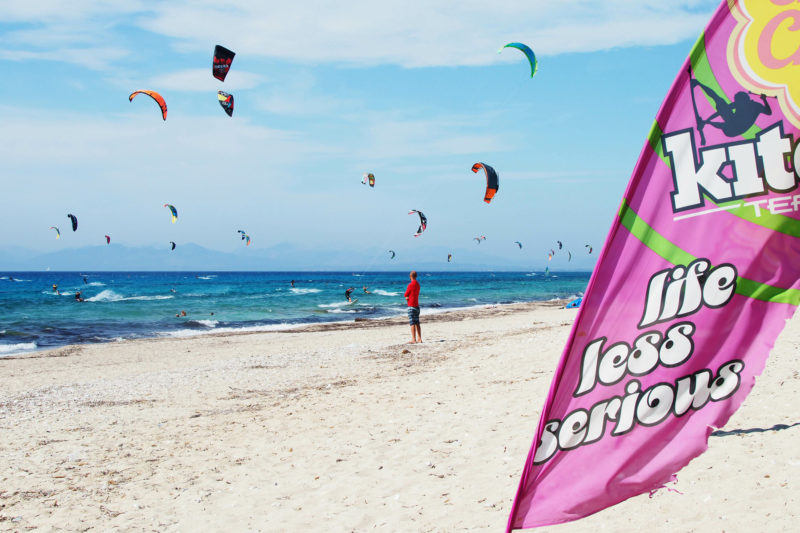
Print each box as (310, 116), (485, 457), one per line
(291, 280), (295, 288)
(74, 290), (84, 302)
(362, 286), (371, 294)
(404, 271), (421, 344)
(345, 287), (355, 303)
(82, 275), (88, 285)
(52, 283), (59, 295)
(689, 74), (771, 145)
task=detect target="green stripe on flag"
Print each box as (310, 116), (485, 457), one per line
(618, 200), (800, 305)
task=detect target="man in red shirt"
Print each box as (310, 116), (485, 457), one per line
(404, 270), (421, 343)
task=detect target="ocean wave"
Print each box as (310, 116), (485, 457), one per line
(197, 275), (216, 280)
(87, 281), (105, 287)
(0, 342), (38, 356)
(289, 288), (321, 294)
(163, 322), (303, 338)
(327, 309), (357, 314)
(371, 289), (398, 296)
(318, 301), (351, 308)
(182, 319), (219, 328)
(86, 290), (174, 302)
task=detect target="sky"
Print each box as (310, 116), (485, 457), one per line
(0, 0), (722, 270)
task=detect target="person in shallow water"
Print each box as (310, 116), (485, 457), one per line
(362, 286), (371, 294)
(74, 290), (84, 302)
(52, 283), (59, 295)
(291, 280), (295, 288)
(345, 287), (355, 303)
(404, 270), (421, 344)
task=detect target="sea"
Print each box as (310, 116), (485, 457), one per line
(0, 271), (589, 356)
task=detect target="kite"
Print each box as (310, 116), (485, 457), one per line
(447, 253), (453, 263)
(389, 250), (396, 259)
(568, 251), (572, 262)
(550, 248), (555, 256)
(499, 42), (538, 78)
(557, 241), (563, 249)
(170, 241), (176, 251)
(409, 210), (427, 237)
(164, 204), (178, 224)
(244, 234), (251, 246)
(471, 163), (499, 204)
(514, 241), (522, 249)
(129, 90), (167, 121)
(212, 45), (236, 82)
(474, 237), (482, 244)
(105, 235), (111, 244)
(49, 226), (60, 239)
(237, 230), (247, 240)
(67, 214), (78, 231)
(362, 173), (375, 187)
(585, 244), (593, 254)
(218, 91), (234, 117)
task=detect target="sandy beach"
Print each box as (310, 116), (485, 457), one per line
(1, 302), (798, 532)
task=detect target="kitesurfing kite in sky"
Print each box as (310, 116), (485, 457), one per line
(585, 244), (593, 254)
(514, 241), (523, 249)
(170, 241), (176, 251)
(129, 90), (167, 121)
(244, 234), (251, 246)
(164, 204), (178, 224)
(362, 173), (375, 187)
(557, 241), (563, 250)
(447, 254), (453, 263)
(471, 163), (499, 204)
(105, 235), (111, 244)
(237, 230), (247, 240)
(409, 210), (427, 237)
(218, 91), (234, 117)
(388, 250), (396, 259)
(67, 214), (77, 231)
(49, 226), (60, 239)
(212, 45), (235, 81)
(499, 42), (538, 78)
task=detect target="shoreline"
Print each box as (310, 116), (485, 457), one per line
(1, 302), (797, 531)
(0, 299), (571, 360)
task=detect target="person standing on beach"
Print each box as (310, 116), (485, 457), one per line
(404, 271), (421, 343)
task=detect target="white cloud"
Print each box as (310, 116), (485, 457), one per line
(2, 1), (718, 70)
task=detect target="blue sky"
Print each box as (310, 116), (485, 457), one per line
(0, 1), (720, 270)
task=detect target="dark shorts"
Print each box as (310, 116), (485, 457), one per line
(407, 306), (420, 325)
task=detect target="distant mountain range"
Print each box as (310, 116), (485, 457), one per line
(0, 243), (592, 272)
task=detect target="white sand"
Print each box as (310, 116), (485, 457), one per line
(0, 302), (798, 531)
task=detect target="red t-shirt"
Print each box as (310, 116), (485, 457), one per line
(404, 280), (420, 307)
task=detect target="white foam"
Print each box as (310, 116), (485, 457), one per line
(197, 275), (216, 280)
(371, 289), (399, 296)
(0, 342), (38, 356)
(289, 288), (321, 294)
(86, 290), (174, 302)
(194, 320), (219, 328)
(87, 281), (105, 287)
(318, 301), (350, 308)
(164, 322), (303, 338)
(327, 309), (357, 314)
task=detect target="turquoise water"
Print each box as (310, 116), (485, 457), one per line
(0, 271), (589, 356)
